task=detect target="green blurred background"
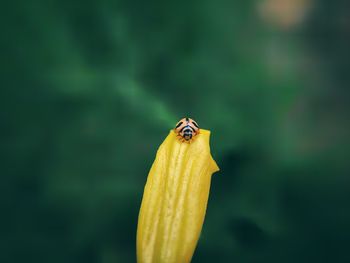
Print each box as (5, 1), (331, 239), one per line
(1, 0), (350, 262)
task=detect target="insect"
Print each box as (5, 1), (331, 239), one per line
(174, 117), (200, 143)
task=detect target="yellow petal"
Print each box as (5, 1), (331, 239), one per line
(137, 129), (219, 263)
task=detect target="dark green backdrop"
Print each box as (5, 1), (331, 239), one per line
(1, 0), (350, 262)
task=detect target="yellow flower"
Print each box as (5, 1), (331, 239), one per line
(137, 129), (219, 263)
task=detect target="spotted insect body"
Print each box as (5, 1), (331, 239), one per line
(174, 117), (200, 143)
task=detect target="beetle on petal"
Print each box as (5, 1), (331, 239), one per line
(174, 117), (200, 143)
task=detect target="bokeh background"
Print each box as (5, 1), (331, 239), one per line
(2, 0), (350, 262)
